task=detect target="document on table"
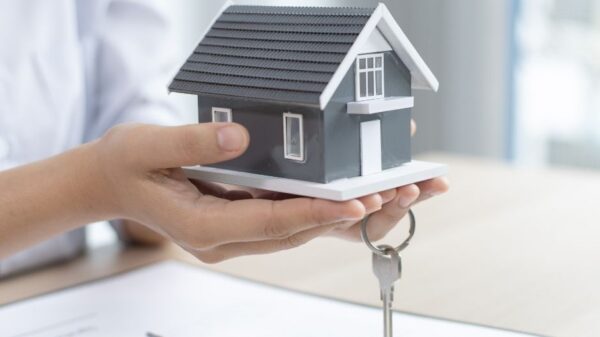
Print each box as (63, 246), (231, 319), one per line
(0, 261), (538, 337)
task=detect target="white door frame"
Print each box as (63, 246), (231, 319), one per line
(360, 120), (383, 176)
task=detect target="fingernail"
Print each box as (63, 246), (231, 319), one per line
(398, 190), (418, 208)
(217, 125), (245, 152)
(428, 190), (443, 197)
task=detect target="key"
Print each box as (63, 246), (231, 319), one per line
(372, 247), (402, 337)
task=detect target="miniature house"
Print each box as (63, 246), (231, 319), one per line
(170, 3), (438, 184)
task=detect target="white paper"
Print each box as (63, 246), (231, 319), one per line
(0, 261), (536, 337)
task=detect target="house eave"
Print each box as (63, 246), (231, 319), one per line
(169, 89), (322, 110)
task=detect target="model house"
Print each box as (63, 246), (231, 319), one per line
(170, 3), (438, 184)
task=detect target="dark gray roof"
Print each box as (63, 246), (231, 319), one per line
(169, 5), (375, 106)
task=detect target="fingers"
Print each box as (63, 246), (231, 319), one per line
(130, 123), (249, 169)
(333, 184), (420, 242)
(188, 193), (389, 263)
(185, 197), (366, 250)
(223, 190), (254, 201)
(194, 224), (338, 263)
(380, 188), (398, 204)
(189, 179), (228, 197)
(363, 184), (420, 241)
(411, 119), (417, 137)
(189, 180), (256, 200)
(415, 177), (449, 203)
(332, 177), (449, 241)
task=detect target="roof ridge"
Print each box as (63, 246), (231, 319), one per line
(226, 5), (376, 9)
(224, 5), (376, 16)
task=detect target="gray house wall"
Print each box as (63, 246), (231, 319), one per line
(196, 96), (326, 182)
(195, 51), (412, 184)
(322, 51), (413, 182)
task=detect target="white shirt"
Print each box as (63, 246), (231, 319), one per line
(0, 0), (185, 277)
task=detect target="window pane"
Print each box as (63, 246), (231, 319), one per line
(215, 111), (227, 122)
(367, 57), (374, 68)
(286, 116), (301, 158)
(359, 58), (366, 69)
(367, 71), (374, 96)
(375, 56), (382, 68)
(360, 72), (367, 97)
(213, 109), (230, 122)
(375, 70), (383, 96)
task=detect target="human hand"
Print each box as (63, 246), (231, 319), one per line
(199, 178), (448, 244)
(325, 178), (448, 241)
(92, 123), (367, 263)
(181, 120), (449, 244)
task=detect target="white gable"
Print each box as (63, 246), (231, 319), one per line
(358, 28), (392, 55)
(319, 3), (439, 109)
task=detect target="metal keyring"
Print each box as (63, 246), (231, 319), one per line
(360, 209), (416, 257)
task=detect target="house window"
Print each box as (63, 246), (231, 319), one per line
(356, 53), (385, 101)
(212, 107), (232, 122)
(283, 112), (304, 161)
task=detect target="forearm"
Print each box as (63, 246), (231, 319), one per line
(0, 142), (112, 258)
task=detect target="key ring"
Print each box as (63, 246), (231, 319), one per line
(360, 209), (416, 257)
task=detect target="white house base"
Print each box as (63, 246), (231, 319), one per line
(184, 160), (447, 201)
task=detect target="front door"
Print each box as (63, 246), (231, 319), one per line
(360, 120), (382, 176)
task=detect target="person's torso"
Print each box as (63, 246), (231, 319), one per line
(0, 0), (91, 170)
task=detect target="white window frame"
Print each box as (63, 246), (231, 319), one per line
(211, 107), (232, 123)
(355, 53), (385, 102)
(283, 112), (304, 162)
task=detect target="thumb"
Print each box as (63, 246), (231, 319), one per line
(135, 123), (249, 169)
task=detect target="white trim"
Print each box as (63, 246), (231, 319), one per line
(319, 3), (439, 109)
(355, 53), (385, 102)
(212, 107), (232, 122)
(347, 96), (414, 115)
(378, 6), (439, 91)
(184, 161), (447, 201)
(320, 4), (384, 109)
(283, 112), (304, 162)
(358, 28), (393, 54)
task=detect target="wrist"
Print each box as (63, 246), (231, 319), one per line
(68, 141), (122, 222)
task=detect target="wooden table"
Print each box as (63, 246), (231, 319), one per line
(1, 154), (599, 337)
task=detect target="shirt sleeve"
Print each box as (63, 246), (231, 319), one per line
(83, 0), (187, 142)
(0, 229), (86, 279)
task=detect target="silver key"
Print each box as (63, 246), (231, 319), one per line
(372, 246), (402, 337)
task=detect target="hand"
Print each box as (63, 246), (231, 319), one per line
(92, 123), (366, 263)
(194, 178), (448, 244)
(0, 120), (446, 260)
(179, 119), (449, 244)
(326, 178), (449, 241)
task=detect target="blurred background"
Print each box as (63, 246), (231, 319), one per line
(167, 0), (600, 168)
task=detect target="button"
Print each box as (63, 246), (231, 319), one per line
(0, 137), (10, 160)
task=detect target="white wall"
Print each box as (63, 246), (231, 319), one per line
(385, 0), (513, 158)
